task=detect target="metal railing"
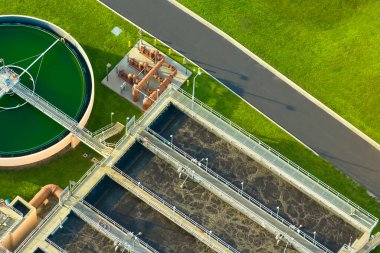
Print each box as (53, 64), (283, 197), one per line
(171, 88), (378, 228)
(71, 159), (105, 194)
(140, 130), (333, 253)
(145, 127), (334, 253)
(13, 160), (104, 252)
(45, 238), (66, 252)
(115, 135), (128, 149)
(80, 200), (158, 253)
(133, 85), (172, 129)
(71, 205), (149, 253)
(133, 136), (315, 253)
(14, 160), (105, 253)
(15, 204), (61, 252)
(4, 205), (23, 218)
(13, 82), (78, 130)
(363, 232), (380, 252)
(92, 122), (115, 137)
(96, 124), (123, 144)
(0, 67), (24, 99)
(12, 82), (111, 157)
(102, 141), (117, 148)
(109, 165), (240, 253)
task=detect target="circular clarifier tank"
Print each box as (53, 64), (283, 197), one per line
(0, 16), (94, 167)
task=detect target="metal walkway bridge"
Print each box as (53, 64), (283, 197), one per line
(170, 88), (378, 232)
(72, 201), (155, 253)
(136, 130), (320, 253)
(1, 37), (112, 157)
(105, 166), (238, 253)
(11, 82), (112, 157)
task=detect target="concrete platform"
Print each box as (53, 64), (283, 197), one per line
(102, 40), (191, 110)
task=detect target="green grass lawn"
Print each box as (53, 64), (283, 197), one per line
(0, 144), (97, 200)
(177, 0), (380, 144)
(0, 1), (379, 250)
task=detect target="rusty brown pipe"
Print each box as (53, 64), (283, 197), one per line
(1, 185), (62, 251)
(143, 90), (157, 110)
(136, 58), (164, 91)
(132, 84), (139, 102)
(29, 184), (63, 209)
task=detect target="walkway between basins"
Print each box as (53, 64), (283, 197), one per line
(139, 130), (321, 253)
(105, 166), (236, 253)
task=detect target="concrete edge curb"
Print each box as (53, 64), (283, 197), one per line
(97, 0), (321, 157)
(167, 0), (380, 152)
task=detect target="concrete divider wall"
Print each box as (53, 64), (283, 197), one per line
(168, 91), (376, 232)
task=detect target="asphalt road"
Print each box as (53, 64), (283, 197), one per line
(100, 0), (380, 198)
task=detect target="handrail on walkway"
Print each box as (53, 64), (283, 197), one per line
(14, 159), (106, 252)
(109, 164), (240, 253)
(92, 122), (115, 137)
(133, 133), (320, 253)
(45, 238), (66, 253)
(171, 88), (378, 227)
(13, 82), (111, 157)
(71, 204), (152, 253)
(14, 204), (61, 252)
(71, 159), (105, 194)
(80, 199), (159, 253)
(144, 128), (334, 253)
(133, 84), (173, 129)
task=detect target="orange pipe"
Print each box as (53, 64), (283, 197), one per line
(29, 184), (63, 209)
(143, 90), (158, 110)
(132, 84), (139, 102)
(135, 45), (179, 107)
(1, 184), (62, 251)
(137, 58), (164, 89)
(132, 58), (164, 102)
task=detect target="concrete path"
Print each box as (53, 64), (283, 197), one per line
(105, 167), (236, 253)
(94, 122), (124, 142)
(139, 130), (322, 253)
(168, 89), (375, 230)
(99, 0), (380, 198)
(72, 202), (152, 253)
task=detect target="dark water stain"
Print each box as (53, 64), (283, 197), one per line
(37, 196), (58, 220)
(116, 142), (297, 253)
(48, 213), (115, 252)
(150, 104), (361, 252)
(85, 175), (213, 253)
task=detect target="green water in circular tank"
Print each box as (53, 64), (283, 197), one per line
(0, 24), (91, 157)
